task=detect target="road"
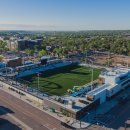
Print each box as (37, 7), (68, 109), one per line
(0, 89), (72, 130)
(0, 114), (23, 130)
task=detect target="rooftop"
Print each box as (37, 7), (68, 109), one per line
(100, 67), (130, 78)
(46, 96), (88, 113)
(87, 84), (109, 96)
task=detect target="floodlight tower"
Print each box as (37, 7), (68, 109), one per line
(91, 59), (94, 90)
(37, 72), (41, 105)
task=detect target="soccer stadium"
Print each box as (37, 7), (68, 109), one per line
(22, 65), (101, 95)
(2, 55), (130, 120)
(0, 56), (101, 96)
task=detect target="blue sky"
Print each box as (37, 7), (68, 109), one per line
(0, 0), (130, 30)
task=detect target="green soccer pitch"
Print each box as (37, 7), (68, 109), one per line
(22, 65), (101, 96)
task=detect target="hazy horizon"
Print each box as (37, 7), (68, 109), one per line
(0, 0), (130, 31)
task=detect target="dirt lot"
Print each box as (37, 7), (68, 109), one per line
(93, 53), (130, 67)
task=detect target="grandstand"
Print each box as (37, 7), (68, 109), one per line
(16, 59), (73, 78)
(69, 86), (91, 97)
(69, 79), (99, 97)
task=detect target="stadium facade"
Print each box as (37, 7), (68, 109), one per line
(43, 67), (130, 119)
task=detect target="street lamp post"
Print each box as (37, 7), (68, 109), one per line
(86, 112), (90, 121)
(79, 112), (82, 128)
(125, 122), (127, 130)
(80, 120), (82, 128)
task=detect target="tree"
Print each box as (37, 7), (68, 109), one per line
(0, 41), (8, 53)
(25, 49), (34, 56)
(53, 48), (63, 58)
(0, 55), (3, 62)
(38, 49), (47, 57)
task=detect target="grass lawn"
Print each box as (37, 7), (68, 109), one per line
(22, 65), (101, 96)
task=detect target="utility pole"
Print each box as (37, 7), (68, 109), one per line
(126, 60), (128, 68)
